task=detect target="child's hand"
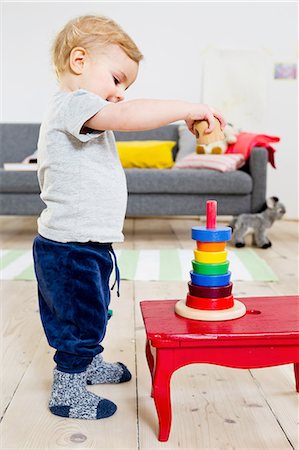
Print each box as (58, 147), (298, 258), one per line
(185, 105), (226, 135)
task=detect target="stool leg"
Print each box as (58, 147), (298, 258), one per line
(294, 363), (299, 392)
(145, 340), (155, 397)
(152, 349), (174, 442)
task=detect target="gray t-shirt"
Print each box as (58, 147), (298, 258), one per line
(37, 89), (127, 243)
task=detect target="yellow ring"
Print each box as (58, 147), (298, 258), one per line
(193, 250), (228, 264)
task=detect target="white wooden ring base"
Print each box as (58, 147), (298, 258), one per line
(175, 299), (246, 321)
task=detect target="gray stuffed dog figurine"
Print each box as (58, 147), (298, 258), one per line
(230, 197), (286, 249)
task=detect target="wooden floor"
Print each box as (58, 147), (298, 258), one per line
(1, 216), (298, 450)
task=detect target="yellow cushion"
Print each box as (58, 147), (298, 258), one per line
(116, 140), (175, 169)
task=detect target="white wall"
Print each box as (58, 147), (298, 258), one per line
(2, 1), (298, 218)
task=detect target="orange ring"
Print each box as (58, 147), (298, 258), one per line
(196, 241), (226, 252)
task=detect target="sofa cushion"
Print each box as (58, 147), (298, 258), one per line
(0, 166), (252, 196)
(125, 168), (252, 194)
(0, 123), (40, 165)
(116, 141), (175, 168)
(0, 169), (40, 193)
(173, 153), (245, 172)
(114, 125), (179, 159)
(175, 123), (197, 161)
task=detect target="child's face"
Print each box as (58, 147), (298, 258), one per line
(80, 45), (138, 102)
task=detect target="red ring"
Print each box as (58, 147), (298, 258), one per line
(188, 281), (233, 298)
(186, 293), (234, 310)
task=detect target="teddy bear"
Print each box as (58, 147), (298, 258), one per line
(194, 121), (238, 154)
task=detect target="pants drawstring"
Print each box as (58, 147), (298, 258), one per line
(109, 246), (120, 297)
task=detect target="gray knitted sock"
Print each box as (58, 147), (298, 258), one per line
(49, 368), (117, 419)
(86, 354), (132, 385)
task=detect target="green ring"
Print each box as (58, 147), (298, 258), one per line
(192, 260), (229, 275)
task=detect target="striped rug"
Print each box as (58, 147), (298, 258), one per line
(0, 248), (277, 282)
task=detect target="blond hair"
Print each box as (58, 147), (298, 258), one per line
(52, 15), (143, 78)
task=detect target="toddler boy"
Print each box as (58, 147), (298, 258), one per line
(33, 14), (225, 420)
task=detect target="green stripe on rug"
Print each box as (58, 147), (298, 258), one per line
(235, 248), (278, 281)
(0, 248), (278, 282)
(160, 249), (183, 281)
(117, 250), (139, 280)
(0, 250), (25, 270)
(15, 264), (36, 280)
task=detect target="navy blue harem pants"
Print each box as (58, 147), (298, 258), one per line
(32, 234), (120, 373)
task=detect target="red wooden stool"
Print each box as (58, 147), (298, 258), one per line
(140, 296), (299, 442)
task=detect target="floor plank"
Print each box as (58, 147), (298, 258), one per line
(1, 280), (42, 417)
(249, 364), (299, 449)
(133, 218), (181, 249)
(0, 216), (38, 249)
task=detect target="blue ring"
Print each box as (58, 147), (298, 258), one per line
(191, 226), (232, 242)
(190, 271), (231, 287)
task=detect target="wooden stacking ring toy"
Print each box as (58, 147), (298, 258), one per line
(196, 241), (225, 251)
(191, 226), (231, 242)
(186, 293), (234, 310)
(194, 249), (227, 264)
(188, 281), (233, 298)
(175, 299), (246, 321)
(190, 271), (231, 287)
(175, 199), (246, 321)
(192, 260), (229, 275)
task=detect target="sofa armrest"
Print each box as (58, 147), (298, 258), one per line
(248, 147), (268, 213)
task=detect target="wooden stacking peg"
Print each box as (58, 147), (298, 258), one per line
(206, 199), (217, 229)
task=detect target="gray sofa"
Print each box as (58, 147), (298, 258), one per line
(0, 123), (268, 216)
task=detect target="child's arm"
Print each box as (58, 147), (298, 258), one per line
(84, 99), (225, 134)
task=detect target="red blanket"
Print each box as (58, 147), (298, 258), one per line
(225, 133), (280, 168)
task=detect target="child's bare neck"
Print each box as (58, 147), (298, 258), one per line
(59, 73), (80, 92)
